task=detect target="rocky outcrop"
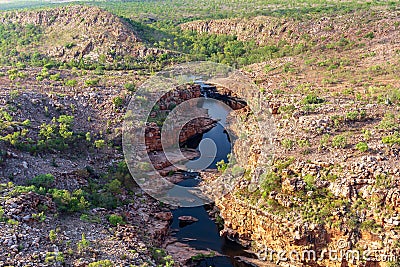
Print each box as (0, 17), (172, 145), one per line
(203, 69), (400, 266)
(203, 85), (247, 110)
(145, 118), (216, 152)
(164, 238), (221, 266)
(181, 11), (400, 48)
(215, 155), (400, 266)
(0, 5), (168, 61)
(145, 84), (216, 152)
(3, 192), (56, 222)
(178, 215), (198, 225)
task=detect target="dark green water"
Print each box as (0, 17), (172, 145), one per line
(170, 84), (256, 266)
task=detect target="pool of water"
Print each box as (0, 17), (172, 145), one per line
(171, 204), (253, 267)
(170, 83), (255, 266)
(184, 97), (232, 170)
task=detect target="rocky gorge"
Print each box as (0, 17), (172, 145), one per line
(0, 2), (400, 267)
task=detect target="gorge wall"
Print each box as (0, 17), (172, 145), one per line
(213, 93), (400, 267)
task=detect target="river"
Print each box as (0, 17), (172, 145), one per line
(170, 83), (255, 267)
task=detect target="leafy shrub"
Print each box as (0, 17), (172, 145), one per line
(28, 174), (55, 188)
(57, 116), (74, 140)
(364, 32), (375, 39)
(44, 63), (55, 69)
(92, 191), (120, 210)
(346, 111), (360, 121)
(355, 142), (368, 152)
(49, 189), (90, 212)
(16, 62), (26, 69)
(10, 185), (37, 195)
(302, 94), (325, 105)
(65, 79), (77, 87)
(36, 115), (76, 151)
(332, 134), (347, 148)
(108, 214), (125, 226)
(77, 233), (90, 252)
(8, 73), (17, 80)
(57, 115), (74, 125)
(65, 42), (76, 49)
(112, 96), (124, 108)
(94, 139), (105, 149)
(319, 134), (330, 149)
(297, 139), (310, 147)
(281, 138), (295, 150)
(363, 129), (372, 141)
(94, 66), (105, 75)
(84, 78), (100, 87)
(49, 229), (57, 243)
(151, 248), (175, 267)
(124, 83), (136, 92)
(105, 179), (122, 194)
(382, 132), (400, 146)
(386, 88), (400, 105)
(39, 123), (56, 140)
(216, 159), (228, 172)
(260, 171), (281, 195)
(303, 174), (316, 191)
(0, 207), (4, 221)
(49, 73), (61, 81)
(379, 112), (398, 130)
(45, 252), (64, 264)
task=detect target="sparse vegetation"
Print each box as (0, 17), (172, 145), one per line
(77, 233), (90, 253)
(65, 79), (78, 86)
(112, 96), (124, 108)
(48, 229), (57, 243)
(108, 214), (125, 226)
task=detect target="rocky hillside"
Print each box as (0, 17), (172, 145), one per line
(181, 10), (400, 50)
(0, 50), (194, 265)
(0, 5), (166, 62)
(182, 9), (400, 267)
